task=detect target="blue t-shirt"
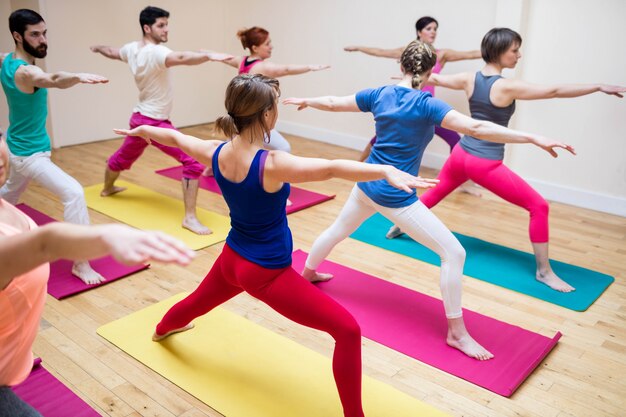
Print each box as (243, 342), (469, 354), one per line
(356, 85), (452, 208)
(213, 142), (292, 269)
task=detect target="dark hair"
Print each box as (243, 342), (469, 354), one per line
(400, 40), (437, 88)
(481, 28), (522, 64)
(8, 9), (44, 44)
(237, 27), (269, 50)
(215, 74), (280, 141)
(139, 6), (169, 34)
(415, 16), (438, 38)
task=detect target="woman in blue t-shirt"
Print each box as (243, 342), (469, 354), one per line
(284, 40), (573, 360)
(113, 74), (436, 417)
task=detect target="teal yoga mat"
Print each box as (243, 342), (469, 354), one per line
(350, 213), (614, 311)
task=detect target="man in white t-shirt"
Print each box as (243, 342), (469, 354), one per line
(91, 6), (231, 235)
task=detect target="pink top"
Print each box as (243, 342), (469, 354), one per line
(238, 56), (263, 74)
(0, 201), (49, 386)
(422, 52), (443, 96)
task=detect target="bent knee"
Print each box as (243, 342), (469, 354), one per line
(530, 198), (549, 217)
(333, 314), (361, 342)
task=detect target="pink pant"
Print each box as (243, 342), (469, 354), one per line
(156, 244), (364, 417)
(107, 112), (203, 179)
(420, 145), (549, 243)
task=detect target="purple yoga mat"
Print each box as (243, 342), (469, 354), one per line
(156, 166), (335, 214)
(16, 203), (149, 299)
(12, 359), (100, 417)
(291, 250), (561, 397)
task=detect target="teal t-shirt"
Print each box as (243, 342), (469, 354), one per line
(0, 53), (50, 156)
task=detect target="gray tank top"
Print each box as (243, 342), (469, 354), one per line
(459, 72), (516, 160)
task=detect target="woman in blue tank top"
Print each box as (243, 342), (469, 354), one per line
(284, 40), (572, 361)
(396, 28), (625, 293)
(113, 74), (436, 417)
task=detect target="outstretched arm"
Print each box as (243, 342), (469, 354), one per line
(113, 126), (223, 166)
(90, 45), (122, 60)
(265, 151), (438, 192)
(165, 50), (234, 67)
(0, 223), (194, 289)
(344, 45), (404, 59)
(438, 48), (481, 65)
(427, 72), (473, 91)
(500, 79), (626, 101)
(202, 51), (241, 69)
(253, 61), (330, 78)
(441, 110), (576, 158)
(283, 95), (359, 112)
(15, 65), (108, 90)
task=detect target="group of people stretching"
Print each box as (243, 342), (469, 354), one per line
(1, 6), (624, 417)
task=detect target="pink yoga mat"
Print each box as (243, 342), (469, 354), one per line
(17, 203), (149, 299)
(12, 358), (100, 417)
(291, 250), (561, 397)
(156, 166), (335, 214)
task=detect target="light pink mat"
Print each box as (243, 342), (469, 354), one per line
(12, 358), (100, 417)
(17, 204), (149, 299)
(291, 250), (561, 396)
(156, 166), (335, 214)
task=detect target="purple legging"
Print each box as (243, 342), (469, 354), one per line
(156, 243), (364, 417)
(369, 125), (460, 150)
(107, 112), (203, 179)
(420, 145), (549, 243)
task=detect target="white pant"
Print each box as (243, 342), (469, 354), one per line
(0, 150), (90, 225)
(305, 185), (465, 318)
(265, 129), (291, 153)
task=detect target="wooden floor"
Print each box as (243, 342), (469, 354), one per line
(20, 124), (626, 417)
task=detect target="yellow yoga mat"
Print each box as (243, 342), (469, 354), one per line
(98, 294), (450, 417)
(84, 181), (230, 250)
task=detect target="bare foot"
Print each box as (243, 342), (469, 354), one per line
(152, 323), (195, 342)
(302, 267), (333, 283)
(100, 185), (127, 197)
(202, 166), (213, 177)
(536, 270), (575, 292)
(459, 183), (482, 197)
(72, 261), (106, 285)
(447, 332), (494, 361)
(286, 198), (293, 207)
(385, 225), (404, 239)
(182, 216), (212, 235)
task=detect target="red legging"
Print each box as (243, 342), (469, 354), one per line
(156, 244), (364, 417)
(420, 145), (549, 243)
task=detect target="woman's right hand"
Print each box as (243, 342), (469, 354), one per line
(282, 97), (309, 111)
(113, 127), (149, 142)
(384, 166), (439, 193)
(531, 136), (576, 158)
(344, 46), (359, 52)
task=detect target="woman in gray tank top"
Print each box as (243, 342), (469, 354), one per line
(388, 28), (625, 293)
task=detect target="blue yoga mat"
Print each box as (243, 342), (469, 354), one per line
(350, 213), (614, 311)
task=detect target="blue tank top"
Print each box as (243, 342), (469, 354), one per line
(459, 72), (516, 160)
(0, 53), (50, 156)
(213, 142), (292, 268)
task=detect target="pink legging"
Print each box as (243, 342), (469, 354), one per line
(421, 145), (549, 243)
(107, 112), (203, 179)
(156, 244), (364, 417)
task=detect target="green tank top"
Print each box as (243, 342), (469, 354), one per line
(0, 53), (50, 156)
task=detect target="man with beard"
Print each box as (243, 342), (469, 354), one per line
(90, 6), (232, 235)
(0, 9), (109, 285)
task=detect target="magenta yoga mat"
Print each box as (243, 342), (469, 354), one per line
(156, 166), (335, 214)
(17, 204), (149, 299)
(291, 250), (561, 397)
(12, 359), (100, 417)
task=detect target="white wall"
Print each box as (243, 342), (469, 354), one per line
(1, 0), (624, 215)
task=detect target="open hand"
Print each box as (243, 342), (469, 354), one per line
(101, 225), (195, 266)
(282, 97), (308, 111)
(77, 73), (109, 84)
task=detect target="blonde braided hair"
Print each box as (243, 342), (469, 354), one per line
(400, 40), (437, 89)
